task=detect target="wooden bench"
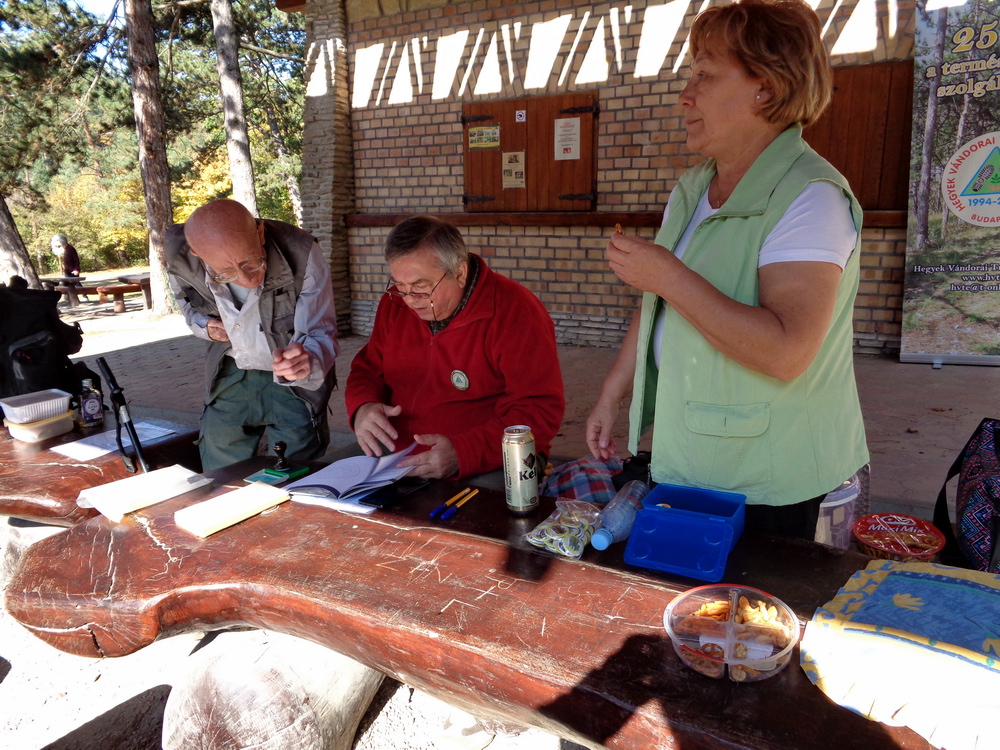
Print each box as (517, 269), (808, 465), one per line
(55, 284), (101, 307)
(97, 283), (143, 313)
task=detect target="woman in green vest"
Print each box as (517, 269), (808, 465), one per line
(586, 0), (868, 540)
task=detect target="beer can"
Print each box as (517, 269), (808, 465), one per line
(503, 425), (539, 516)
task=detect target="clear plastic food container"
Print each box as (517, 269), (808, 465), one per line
(4, 410), (74, 443)
(663, 584), (801, 682)
(0, 389), (72, 424)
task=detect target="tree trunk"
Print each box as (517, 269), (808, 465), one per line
(0, 196), (40, 288)
(916, 9), (949, 252)
(264, 103), (303, 224)
(125, 0), (174, 316)
(211, 0), (258, 216)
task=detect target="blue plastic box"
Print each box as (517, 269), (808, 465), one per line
(623, 482), (746, 582)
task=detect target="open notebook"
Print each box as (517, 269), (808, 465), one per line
(285, 442), (418, 506)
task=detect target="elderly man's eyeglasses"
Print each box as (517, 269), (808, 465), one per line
(384, 272), (448, 301)
(211, 257), (266, 284)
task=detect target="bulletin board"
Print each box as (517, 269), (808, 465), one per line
(462, 91), (598, 212)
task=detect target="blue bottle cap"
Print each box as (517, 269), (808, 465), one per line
(591, 528), (613, 550)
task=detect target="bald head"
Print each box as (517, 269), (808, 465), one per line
(185, 199), (267, 288)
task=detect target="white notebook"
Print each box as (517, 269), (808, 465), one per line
(77, 464), (212, 523)
(174, 482), (290, 538)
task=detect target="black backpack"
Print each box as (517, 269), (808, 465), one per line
(0, 284), (85, 399)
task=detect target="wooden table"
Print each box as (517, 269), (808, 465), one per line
(0, 418), (200, 525)
(5, 458), (932, 749)
(116, 271), (152, 309)
(40, 276), (87, 306)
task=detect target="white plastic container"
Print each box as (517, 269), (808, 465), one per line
(815, 473), (860, 549)
(4, 410), (74, 442)
(0, 389), (72, 424)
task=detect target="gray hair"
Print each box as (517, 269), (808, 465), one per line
(384, 215), (468, 276)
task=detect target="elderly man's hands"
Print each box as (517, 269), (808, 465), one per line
(397, 434), (459, 480)
(272, 341), (312, 381)
(205, 318), (230, 342)
(354, 401), (403, 456)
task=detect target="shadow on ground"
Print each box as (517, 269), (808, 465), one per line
(42, 685), (170, 750)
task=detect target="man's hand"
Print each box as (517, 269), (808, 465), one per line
(205, 318), (230, 342)
(397, 434), (459, 479)
(272, 341), (312, 381)
(354, 401), (402, 456)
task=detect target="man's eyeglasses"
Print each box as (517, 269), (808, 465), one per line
(211, 257), (266, 284)
(384, 272), (448, 301)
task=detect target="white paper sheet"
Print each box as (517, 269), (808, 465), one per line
(77, 464), (212, 523)
(50, 420), (183, 461)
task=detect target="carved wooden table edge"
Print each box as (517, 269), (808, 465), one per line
(5, 458), (933, 750)
(0, 420), (200, 526)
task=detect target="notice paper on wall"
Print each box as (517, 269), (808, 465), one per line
(554, 117), (580, 161)
(77, 464), (213, 523)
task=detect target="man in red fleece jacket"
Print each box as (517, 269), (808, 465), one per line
(346, 215), (565, 482)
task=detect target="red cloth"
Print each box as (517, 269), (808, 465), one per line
(346, 256), (565, 479)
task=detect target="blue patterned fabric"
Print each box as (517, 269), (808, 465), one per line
(801, 560), (1000, 749)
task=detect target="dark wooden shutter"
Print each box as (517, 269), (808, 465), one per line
(804, 61), (913, 211)
(463, 92), (598, 212)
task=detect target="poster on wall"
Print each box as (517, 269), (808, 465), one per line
(502, 151), (525, 189)
(902, 0), (1000, 365)
(469, 126), (500, 149)
(554, 118), (580, 161)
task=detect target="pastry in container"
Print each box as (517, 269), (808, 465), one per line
(663, 583), (801, 682)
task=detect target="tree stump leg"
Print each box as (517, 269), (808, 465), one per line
(161, 628), (384, 750)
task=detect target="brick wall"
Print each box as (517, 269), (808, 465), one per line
(302, 0), (916, 351)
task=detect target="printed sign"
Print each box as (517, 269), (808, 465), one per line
(554, 117), (580, 161)
(502, 151), (525, 189)
(902, 2), (1000, 364)
(469, 125), (500, 149)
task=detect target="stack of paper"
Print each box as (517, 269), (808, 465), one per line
(174, 482), (290, 537)
(77, 464), (213, 523)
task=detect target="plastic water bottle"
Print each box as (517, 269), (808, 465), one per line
(591, 480), (650, 550)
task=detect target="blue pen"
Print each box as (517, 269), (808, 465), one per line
(441, 489), (479, 520)
(429, 487), (472, 518)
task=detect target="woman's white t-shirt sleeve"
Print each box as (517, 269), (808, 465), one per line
(758, 181), (857, 268)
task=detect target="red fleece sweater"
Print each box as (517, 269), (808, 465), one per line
(346, 257), (565, 479)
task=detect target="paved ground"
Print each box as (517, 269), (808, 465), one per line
(4, 296), (999, 749)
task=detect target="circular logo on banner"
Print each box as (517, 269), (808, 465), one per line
(450, 370), (469, 390)
(942, 132), (1000, 226)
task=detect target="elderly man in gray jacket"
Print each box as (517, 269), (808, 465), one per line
(166, 199), (339, 471)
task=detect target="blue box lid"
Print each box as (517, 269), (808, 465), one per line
(623, 483), (746, 582)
